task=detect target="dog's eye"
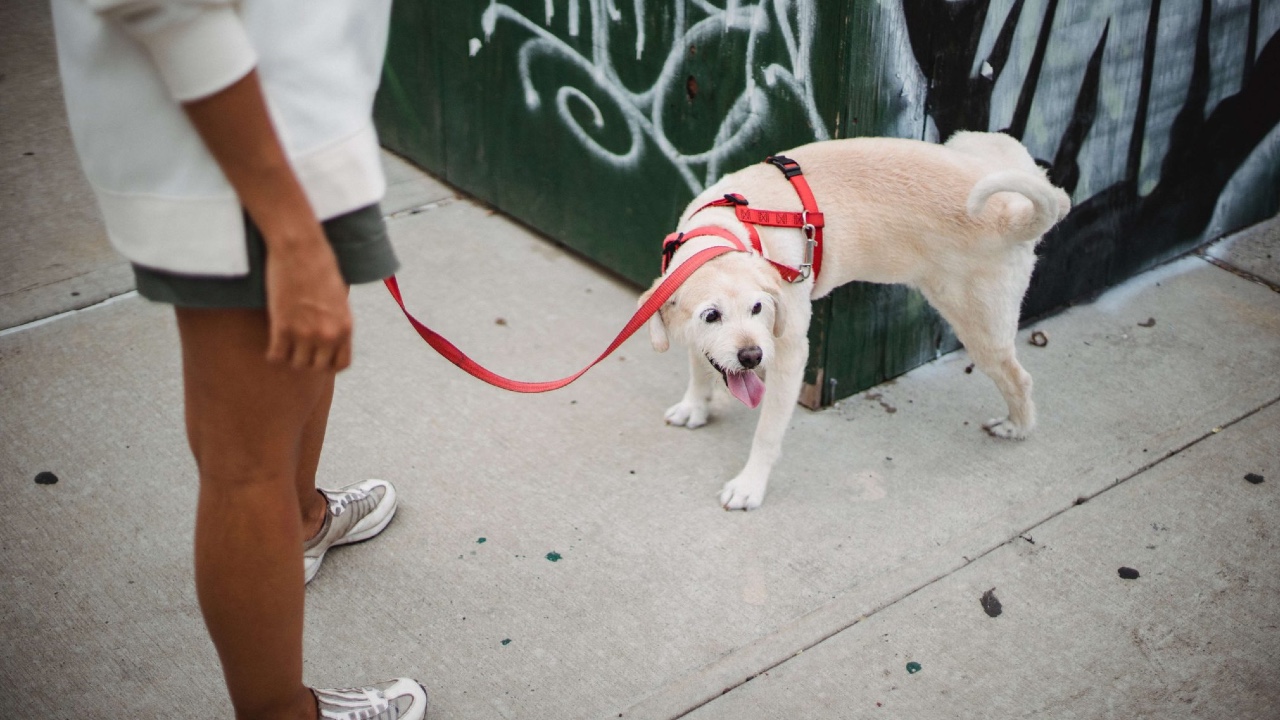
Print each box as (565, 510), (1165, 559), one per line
(751, 302), (763, 315)
(702, 309), (721, 323)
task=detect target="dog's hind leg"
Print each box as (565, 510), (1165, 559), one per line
(921, 265), (1036, 439)
(719, 337), (809, 510)
(969, 343), (1035, 439)
(665, 346), (717, 428)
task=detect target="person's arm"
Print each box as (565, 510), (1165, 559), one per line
(90, 0), (352, 371)
(182, 71), (353, 372)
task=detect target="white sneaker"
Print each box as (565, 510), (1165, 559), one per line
(313, 678), (428, 720)
(303, 479), (398, 584)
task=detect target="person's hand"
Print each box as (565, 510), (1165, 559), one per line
(179, 72), (356, 373)
(263, 229), (353, 372)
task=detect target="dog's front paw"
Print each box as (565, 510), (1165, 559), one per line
(983, 417), (1029, 440)
(719, 474), (768, 510)
(665, 400), (709, 429)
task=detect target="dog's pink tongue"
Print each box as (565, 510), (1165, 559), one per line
(726, 370), (766, 409)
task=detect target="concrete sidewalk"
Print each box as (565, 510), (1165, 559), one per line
(2, 139), (1278, 719)
(0, 0), (131, 330)
(2, 7), (1278, 714)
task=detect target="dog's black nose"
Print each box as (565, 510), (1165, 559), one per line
(738, 346), (763, 369)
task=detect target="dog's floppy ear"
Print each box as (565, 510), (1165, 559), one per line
(765, 283), (786, 338)
(637, 277), (670, 352)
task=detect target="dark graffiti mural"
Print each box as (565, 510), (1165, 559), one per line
(901, 0), (1280, 318)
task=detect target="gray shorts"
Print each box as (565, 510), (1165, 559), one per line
(133, 204), (399, 308)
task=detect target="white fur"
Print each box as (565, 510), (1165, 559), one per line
(639, 132), (1072, 510)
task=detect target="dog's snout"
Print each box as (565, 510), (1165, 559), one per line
(738, 346), (763, 369)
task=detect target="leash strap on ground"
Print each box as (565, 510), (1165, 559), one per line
(384, 245), (734, 393)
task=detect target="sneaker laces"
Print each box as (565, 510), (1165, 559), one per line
(323, 487), (371, 518)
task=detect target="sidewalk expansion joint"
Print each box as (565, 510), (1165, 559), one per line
(0, 290), (139, 339)
(1196, 251), (1280, 293)
(383, 196), (460, 221)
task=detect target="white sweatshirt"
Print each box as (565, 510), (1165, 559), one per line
(51, 0), (392, 276)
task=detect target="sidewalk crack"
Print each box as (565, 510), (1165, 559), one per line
(1196, 251), (1280, 293)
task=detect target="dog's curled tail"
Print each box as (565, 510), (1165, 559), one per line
(966, 170), (1071, 243)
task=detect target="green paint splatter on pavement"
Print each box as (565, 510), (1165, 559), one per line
(477, 537), (487, 544)
(906, 662), (922, 674)
(501, 638), (511, 646)
(546, 551), (561, 562)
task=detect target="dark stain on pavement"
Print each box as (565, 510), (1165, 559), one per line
(981, 588), (1003, 617)
(865, 392), (898, 414)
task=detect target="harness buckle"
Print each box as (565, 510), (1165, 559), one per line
(661, 232), (686, 273)
(766, 155), (803, 178)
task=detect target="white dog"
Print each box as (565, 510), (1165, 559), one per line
(640, 132), (1071, 510)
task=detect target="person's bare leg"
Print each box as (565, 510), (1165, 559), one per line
(178, 307), (327, 720)
(296, 378), (334, 542)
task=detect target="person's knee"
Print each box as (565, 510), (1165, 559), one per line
(195, 452), (300, 494)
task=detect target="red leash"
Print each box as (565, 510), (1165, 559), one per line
(385, 155), (823, 393)
(383, 245), (733, 393)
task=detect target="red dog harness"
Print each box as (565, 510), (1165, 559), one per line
(661, 155), (824, 284)
(386, 156), (823, 393)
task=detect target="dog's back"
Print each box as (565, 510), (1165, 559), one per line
(944, 131), (1040, 173)
(740, 135), (1060, 289)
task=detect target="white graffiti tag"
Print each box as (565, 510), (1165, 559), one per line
(478, 0), (829, 194)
